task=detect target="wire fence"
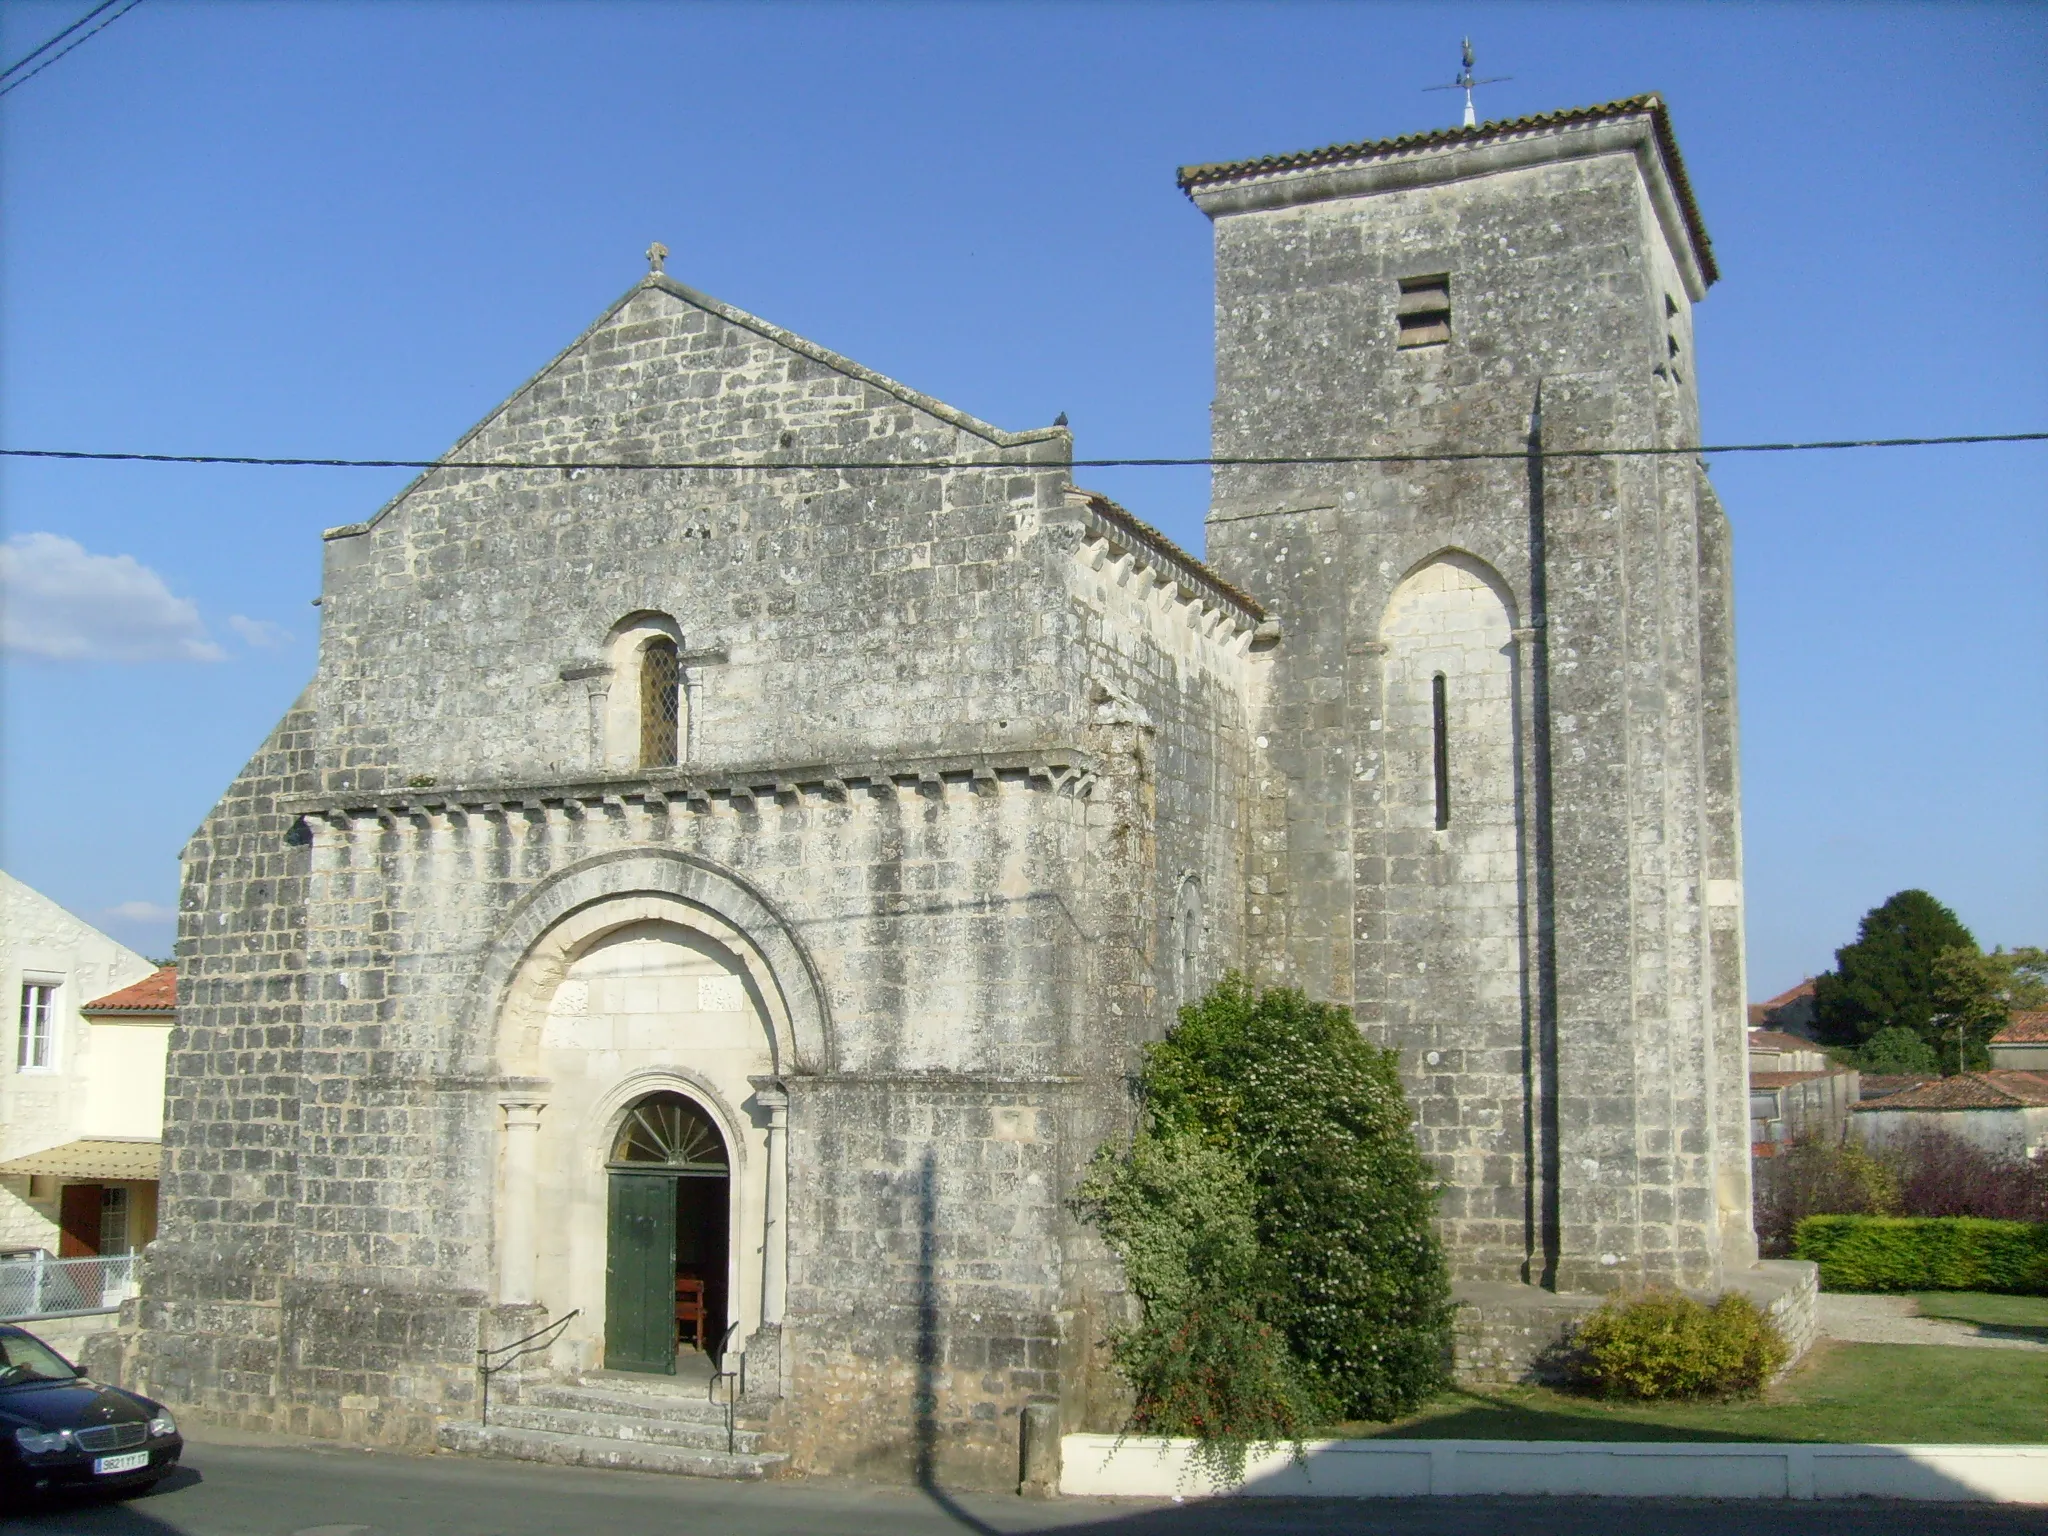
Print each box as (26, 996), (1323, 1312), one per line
(0, 1252), (137, 1321)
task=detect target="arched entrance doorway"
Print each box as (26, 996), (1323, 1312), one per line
(604, 1091), (730, 1374)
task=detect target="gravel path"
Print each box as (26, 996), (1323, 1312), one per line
(1817, 1294), (2048, 1350)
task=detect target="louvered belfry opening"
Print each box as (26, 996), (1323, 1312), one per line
(640, 637), (680, 767)
(1397, 273), (1452, 348)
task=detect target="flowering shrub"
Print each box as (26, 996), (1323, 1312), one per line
(1572, 1290), (1788, 1400)
(1075, 974), (1452, 1475)
(1753, 1138), (1899, 1256)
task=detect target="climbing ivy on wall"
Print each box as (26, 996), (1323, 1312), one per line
(1076, 974), (1453, 1472)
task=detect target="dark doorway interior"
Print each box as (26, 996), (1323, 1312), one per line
(675, 1174), (729, 1351)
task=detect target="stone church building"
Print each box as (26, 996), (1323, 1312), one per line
(109, 97), (1811, 1485)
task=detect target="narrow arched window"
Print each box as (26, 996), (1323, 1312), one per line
(640, 638), (680, 768)
(1432, 671), (1451, 830)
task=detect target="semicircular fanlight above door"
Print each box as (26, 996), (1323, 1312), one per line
(609, 1091), (729, 1173)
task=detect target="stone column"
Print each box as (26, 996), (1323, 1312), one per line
(497, 1098), (547, 1305)
(756, 1083), (789, 1326)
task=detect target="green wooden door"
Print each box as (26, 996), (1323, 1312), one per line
(605, 1171), (677, 1374)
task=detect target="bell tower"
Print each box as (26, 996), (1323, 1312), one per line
(1186, 98), (1753, 1294)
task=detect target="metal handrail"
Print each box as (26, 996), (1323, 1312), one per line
(476, 1308), (580, 1427)
(707, 1321), (744, 1455)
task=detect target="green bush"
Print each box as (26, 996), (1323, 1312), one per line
(1141, 975), (1454, 1421)
(1571, 1290), (1788, 1400)
(1074, 1130), (1325, 1482)
(1794, 1215), (2048, 1295)
(1074, 974), (1452, 1473)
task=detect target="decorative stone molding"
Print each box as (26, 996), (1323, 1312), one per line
(284, 746), (1099, 823)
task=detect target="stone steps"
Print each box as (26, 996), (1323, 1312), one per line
(519, 1379), (736, 1427)
(483, 1401), (769, 1454)
(438, 1418), (788, 1480)
(438, 1371), (785, 1480)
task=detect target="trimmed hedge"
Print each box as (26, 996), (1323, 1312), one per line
(1793, 1214), (2048, 1295)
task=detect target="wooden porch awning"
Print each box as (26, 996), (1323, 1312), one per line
(0, 1139), (161, 1181)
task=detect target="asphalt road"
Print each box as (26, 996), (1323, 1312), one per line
(6, 1430), (2041, 1536)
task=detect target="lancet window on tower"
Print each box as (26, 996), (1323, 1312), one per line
(1432, 671), (1452, 829)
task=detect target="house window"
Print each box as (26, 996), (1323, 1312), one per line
(640, 637), (681, 768)
(17, 982), (55, 1070)
(1432, 672), (1451, 830)
(99, 1187), (129, 1256)
(1398, 274), (1452, 349)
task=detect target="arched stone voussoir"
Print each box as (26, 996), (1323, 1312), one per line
(463, 847), (834, 1073)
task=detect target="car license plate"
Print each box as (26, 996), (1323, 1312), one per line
(94, 1450), (151, 1475)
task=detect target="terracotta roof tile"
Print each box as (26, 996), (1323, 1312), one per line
(1857, 1074), (1933, 1101)
(1759, 978), (1817, 1011)
(1992, 1010), (2048, 1045)
(1853, 1071), (2048, 1112)
(1067, 488), (1266, 620)
(1176, 95), (1718, 286)
(81, 964), (176, 1015)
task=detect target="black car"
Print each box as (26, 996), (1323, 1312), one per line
(0, 1324), (181, 1500)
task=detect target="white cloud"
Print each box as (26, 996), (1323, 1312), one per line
(103, 900), (177, 924)
(228, 614), (292, 648)
(0, 532), (224, 662)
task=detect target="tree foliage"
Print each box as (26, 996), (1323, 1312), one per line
(1850, 1024), (1939, 1076)
(1074, 1131), (1324, 1483)
(1076, 974), (1453, 1472)
(1812, 890), (1976, 1053)
(1929, 945), (2048, 1072)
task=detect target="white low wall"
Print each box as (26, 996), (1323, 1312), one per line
(1060, 1435), (2048, 1503)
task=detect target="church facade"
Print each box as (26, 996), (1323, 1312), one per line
(114, 97), (1806, 1486)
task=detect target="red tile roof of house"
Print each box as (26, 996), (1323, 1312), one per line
(1858, 1074), (1933, 1102)
(80, 964), (176, 1016)
(1760, 978), (1817, 1010)
(1748, 978), (1816, 1028)
(1852, 1071), (2048, 1112)
(1992, 1010), (2048, 1045)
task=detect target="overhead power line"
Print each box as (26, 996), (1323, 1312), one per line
(0, 432), (2043, 474)
(0, 0), (145, 99)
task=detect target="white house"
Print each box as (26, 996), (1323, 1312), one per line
(0, 871), (169, 1269)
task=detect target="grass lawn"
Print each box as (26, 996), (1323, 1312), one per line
(1911, 1291), (2048, 1343)
(1327, 1341), (2048, 1444)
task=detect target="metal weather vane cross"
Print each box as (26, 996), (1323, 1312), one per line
(1425, 37), (1511, 128)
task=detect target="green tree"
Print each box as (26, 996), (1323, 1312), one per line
(1073, 1130), (1325, 1480)
(1930, 945), (2048, 1073)
(1133, 975), (1453, 1421)
(1851, 1024), (1939, 1076)
(1812, 890), (1977, 1056)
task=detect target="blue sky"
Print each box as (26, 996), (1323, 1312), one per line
(2, 1), (2043, 994)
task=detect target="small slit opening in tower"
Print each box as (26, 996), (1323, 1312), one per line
(1432, 671), (1450, 831)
